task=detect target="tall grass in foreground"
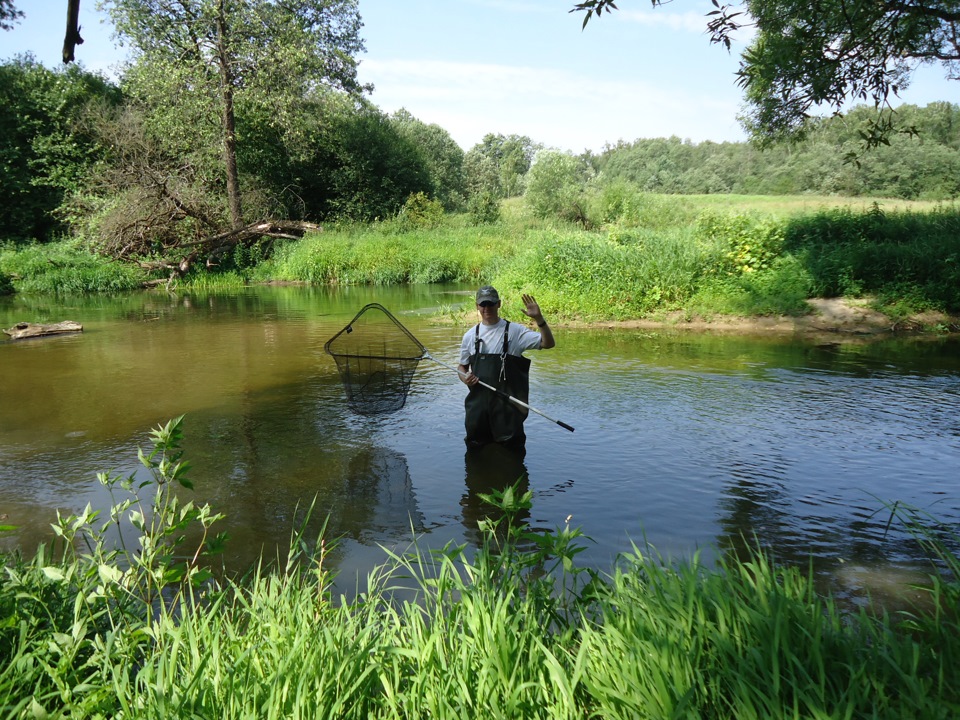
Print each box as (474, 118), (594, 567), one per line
(2, 419), (959, 718)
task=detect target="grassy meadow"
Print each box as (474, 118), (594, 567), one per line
(2, 418), (959, 718)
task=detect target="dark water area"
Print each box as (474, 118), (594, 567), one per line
(2, 285), (959, 606)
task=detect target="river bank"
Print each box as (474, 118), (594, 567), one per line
(563, 297), (960, 341)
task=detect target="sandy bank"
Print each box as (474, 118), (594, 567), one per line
(564, 298), (960, 342)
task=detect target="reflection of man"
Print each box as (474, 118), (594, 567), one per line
(457, 286), (555, 451)
(460, 444), (530, 547)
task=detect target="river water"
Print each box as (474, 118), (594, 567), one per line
(2, 284), (959, 604)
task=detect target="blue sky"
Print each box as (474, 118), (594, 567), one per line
(3, 0), (954, 152)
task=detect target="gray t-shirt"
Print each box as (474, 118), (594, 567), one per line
(459, 319), (542, 366)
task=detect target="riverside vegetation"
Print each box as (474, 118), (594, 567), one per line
(1, 417), (959, 718)
(3, 192), (960, 330)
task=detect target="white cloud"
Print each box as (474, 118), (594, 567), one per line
(618, 9), (710, 34)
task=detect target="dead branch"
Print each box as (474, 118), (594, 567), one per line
(135, 219), (321, 287)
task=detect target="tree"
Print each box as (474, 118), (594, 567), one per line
(295, 101), (433, 222)
(390, 109), (466, 211)
(524, 149), (593, 222)
(0, 0), (21, 31)
(464, 133), (540, 199)
(103, 0), (367, 229)
(572, 0), (959, 147)
(0, 57), (121, 242)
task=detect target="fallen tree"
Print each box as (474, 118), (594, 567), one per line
(67, 105), (322, 288)
(4, 320), (83, 340)
(137, 220), (321, 288)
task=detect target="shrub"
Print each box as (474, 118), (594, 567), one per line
(524, 150), (591, 222)
(397, 192), (445, 231)
(585, 181), (700, 231)
(468, 191), (501, 224)
(782, 206), (960, 308)
(0, 240), (147, 294)
(696, 212), (786, 276)
(0, 269), (14, 295)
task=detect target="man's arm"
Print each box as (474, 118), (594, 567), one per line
(521, 293), (555, 349)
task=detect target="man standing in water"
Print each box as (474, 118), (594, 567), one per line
(457, 286), (555, 451)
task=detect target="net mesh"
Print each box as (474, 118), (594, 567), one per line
(324, 303), (427, 415)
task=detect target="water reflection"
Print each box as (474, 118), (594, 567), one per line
(460, 445), (530, 547)
(342, 446), (424, 541)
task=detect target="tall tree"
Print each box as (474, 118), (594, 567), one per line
(390, 109), (466, 211)
(464, 133), (539, 199)
(572, 0), (959, 146)
(103, 0), (367, 229)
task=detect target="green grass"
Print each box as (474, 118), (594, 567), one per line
(2, 419), (960, 718)
(0, 239), (148, 294)
(4, 194), (960, 324)
(662, 193), (953, 217)
(251, 222), (511, 286)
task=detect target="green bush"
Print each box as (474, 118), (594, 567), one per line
(695, 212), (786, 276)
(524, 151), (591, 222)
(783, 206), (960, 309)
(585, 181), (699, 230)
(690, 255), (813, 316)
(496, 228), (705, 320)
(258, 223), (504, 286)
(468, 191), (501, 224)
(397, 192), (445, 230)
(0, 269), (14, 295)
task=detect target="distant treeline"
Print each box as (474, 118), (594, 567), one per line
(590, 103), (960, 200)
(1, 55), (958, 250)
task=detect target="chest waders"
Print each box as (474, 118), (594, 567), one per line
(464, 321), (531, 450)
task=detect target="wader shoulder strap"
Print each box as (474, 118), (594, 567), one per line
(473, 321), (511, 382)
(474, 321), (511, 357)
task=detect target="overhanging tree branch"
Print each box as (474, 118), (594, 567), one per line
(571, 0), (958, 147)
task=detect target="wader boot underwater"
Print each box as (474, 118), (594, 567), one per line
(464, 321), (531, 451)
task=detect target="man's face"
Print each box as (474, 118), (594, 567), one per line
(477, 300), (500, 324)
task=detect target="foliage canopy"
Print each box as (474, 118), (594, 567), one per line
(572, 0), (959, 145)
(0, 0), (21, 30)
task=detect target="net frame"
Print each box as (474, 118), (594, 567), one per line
(324, 303), (428, 415)
(325, 302), (574, 431)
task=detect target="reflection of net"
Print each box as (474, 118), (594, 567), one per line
(325, 304), (426, 415)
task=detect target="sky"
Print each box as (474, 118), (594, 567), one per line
(3, 0), (955, 152)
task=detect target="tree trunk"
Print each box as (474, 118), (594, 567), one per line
(4, 321), (83, 340)
(62, 0), (83, 63)
(216, 1), (243, 230)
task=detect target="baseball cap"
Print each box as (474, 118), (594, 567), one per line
(475, 286), (500, 304)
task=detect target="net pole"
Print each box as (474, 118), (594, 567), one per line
(423, 353), (575, 433)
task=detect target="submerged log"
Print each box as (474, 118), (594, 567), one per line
(3, 321), (83, 340)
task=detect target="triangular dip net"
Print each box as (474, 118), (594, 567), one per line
(325, 303), (427, 415)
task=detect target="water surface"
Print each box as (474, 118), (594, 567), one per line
(2, 285), (959, 604)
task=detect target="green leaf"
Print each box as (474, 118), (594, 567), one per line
(41, 566), (65, 581)
(98, 564), (124, 584)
